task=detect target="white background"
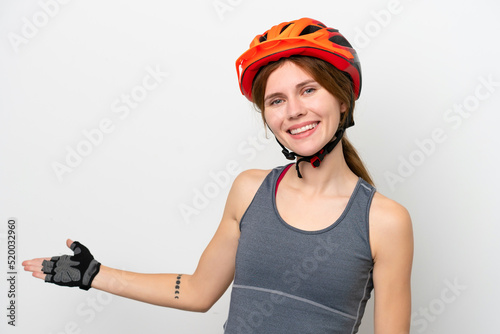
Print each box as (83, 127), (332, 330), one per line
(1, 0), (499, 333)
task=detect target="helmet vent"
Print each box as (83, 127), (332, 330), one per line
(329, 35), (352, 48)
(259, 33), (268, 42)
(299, 25), (322, 36)
(280, 23), (292, 34)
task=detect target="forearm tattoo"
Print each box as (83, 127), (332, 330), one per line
(174, 274), (182, 299)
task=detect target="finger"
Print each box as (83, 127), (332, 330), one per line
(22, 257), (50, 267)
(32, 271), (46, 280)
(22, 258), (51, 273)
(66, 239), (74, 249)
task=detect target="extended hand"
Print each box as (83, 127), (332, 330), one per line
(22, 239), (100, 290)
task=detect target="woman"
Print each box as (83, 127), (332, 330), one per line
(23, 18), (413, 333)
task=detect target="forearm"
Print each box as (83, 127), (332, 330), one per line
(91, 266), (209, 312)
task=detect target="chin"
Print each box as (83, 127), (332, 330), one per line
(291, 147), (322, 157)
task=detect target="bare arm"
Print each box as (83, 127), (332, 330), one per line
(23, 169), (267, 312)
(369, 193), (414, 334)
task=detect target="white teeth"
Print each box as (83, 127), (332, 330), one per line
(290, 123), (318, 135)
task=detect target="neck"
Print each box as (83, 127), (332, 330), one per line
(286, 141), (358, 195)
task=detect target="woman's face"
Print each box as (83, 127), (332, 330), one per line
(263, 61), (346, 157)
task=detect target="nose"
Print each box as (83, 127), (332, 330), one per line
(285, 96), (306, 119)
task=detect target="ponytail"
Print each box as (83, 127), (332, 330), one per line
(342, 136), (374, 186)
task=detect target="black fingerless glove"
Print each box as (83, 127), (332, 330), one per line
(42, 241), (101, 290)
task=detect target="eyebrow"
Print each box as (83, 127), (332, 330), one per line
(264, 79), (318, 103)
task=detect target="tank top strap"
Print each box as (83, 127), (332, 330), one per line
(340, 178), (376, 242)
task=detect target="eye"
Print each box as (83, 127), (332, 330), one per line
(303, 87), (316, 95)
(269, 98), (284, 106)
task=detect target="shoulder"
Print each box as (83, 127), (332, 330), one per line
(369, 192), (413, 262)
(233, 168), (272, 191)
(370, 192), (411, 226)
(224, 168), (272, 223)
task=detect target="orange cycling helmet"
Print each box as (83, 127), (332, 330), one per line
(236, 18), (362, 102)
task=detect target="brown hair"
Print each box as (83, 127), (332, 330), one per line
(251, 56), (374, 185)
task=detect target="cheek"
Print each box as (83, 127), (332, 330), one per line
(323, 101), (343, 122)
(262, 109), (280, 131)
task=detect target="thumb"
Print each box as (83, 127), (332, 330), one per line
(66, 239), (74, 249)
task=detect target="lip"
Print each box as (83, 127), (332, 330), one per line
(287, 121), (319, 132)
(286, 121), (319, 139)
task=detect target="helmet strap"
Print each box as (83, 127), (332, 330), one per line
(277, 128), (345, 178)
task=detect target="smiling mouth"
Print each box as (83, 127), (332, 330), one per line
(289, 122), (318, 135)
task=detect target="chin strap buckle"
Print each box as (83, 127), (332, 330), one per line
(310, 156), (321, 168)
(309, 149), (325, 168)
